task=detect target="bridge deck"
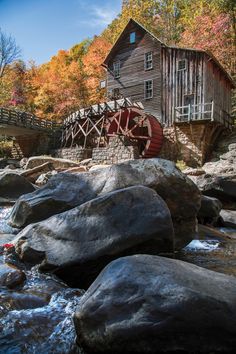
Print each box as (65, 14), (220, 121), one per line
(0, 107), (61, 136)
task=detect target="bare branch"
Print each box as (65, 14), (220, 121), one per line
(0, 28), (21, 79)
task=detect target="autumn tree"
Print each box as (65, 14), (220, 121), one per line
(83, 36), (111, 104)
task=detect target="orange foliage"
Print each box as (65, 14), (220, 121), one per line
(83, 36), (112, 104)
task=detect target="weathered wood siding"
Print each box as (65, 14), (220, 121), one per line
(106, 22), (162, 118)
(161, 47), (205, 126)
(204, 56), (232, 121)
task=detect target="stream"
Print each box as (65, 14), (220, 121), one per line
(0, 206), (236, 353)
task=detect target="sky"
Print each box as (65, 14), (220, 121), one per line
(0, 0), (121, 65)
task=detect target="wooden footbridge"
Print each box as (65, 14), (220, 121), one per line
(0, 107), (61, 136)
(0, 107), (62, 157)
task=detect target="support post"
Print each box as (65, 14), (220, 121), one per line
(188, 104), (191, 122)
(211, 101), (214, 121)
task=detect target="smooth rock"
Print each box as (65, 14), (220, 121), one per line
(0, 263), (26, 289)
(74, 255), (236, 353)
(189, 173), (236, 209)
(64, 166), (87, 173)
(15, 186), (174, 287)
(9, 159), (200, 247)
(220, 209), (236, 228)
(21, 162), (55, 183)
(25, 156), (80, 170)
(35, 170), (58, 186)
(89, 164), (111, 171)
(198, 195), (222, 224)
(9, 170), (105, 228)
(0, 173), (35, 203)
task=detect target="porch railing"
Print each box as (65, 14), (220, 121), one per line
(174, 102), (234, 129)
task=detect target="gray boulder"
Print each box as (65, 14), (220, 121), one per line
(9, 170), (106, 228)
(9, 159), (200, 247)
(198, 195), (222, 224)
(0, 173), (35, 204)
(74, 255), (236, 353)
(0, 263), (26, 289)
(220, 209), (236, 228)
(25, 156), (80, 170)
(15, 186), (174, 287)
(189, 173), (236, 209)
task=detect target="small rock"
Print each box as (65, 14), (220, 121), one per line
(35, 171), (58, 186)
(0, 263), (26, 289)
(198, 195), (222, 224)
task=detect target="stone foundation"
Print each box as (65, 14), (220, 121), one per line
(159, 122), (224, 167)
(11, 134), (51, 159)
(51, 147), (92, 162)
(92, 136), (139, 164)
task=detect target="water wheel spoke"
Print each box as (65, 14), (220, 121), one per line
(128, 116), (147, 134)
(129, 134), (151, 140)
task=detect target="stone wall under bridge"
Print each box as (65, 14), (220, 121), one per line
(159, 121), (226, 167)
(11, 133), (51, 159)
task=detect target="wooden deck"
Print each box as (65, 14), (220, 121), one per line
(174, 102), (234, 130)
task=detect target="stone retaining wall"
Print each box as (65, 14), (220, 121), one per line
(51, 147), (92, 162)
(92, 137), (139, 164)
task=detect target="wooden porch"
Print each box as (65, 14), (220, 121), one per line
(174, 102), (234, 130)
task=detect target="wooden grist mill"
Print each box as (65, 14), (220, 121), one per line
(61, 98), (164, 158)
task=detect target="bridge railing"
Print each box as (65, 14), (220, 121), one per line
(0, 107), (61, 132)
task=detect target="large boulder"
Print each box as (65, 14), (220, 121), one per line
(74, 255), (236, 353)
(9, 170), (106, 228)
(25, 156), (80, 170)
(9, 159), (201, 247)
(0, 173), (35, 204)
(15, 186), (174, 287)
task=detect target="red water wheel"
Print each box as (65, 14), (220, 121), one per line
(106, 107), (163, 158)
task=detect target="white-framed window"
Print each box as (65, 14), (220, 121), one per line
(113, 61), (120, 78)
(178, 59), (187, 71)
(130, 32), (136, 44)
(100, 80), (106, 89)
(144, 80), (153, 99)
(145, 52), (153, 70)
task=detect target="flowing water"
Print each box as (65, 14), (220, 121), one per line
(177, 224), (236, 276)
(0, 207), (84, 354)
(0, 206), (236, 353)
